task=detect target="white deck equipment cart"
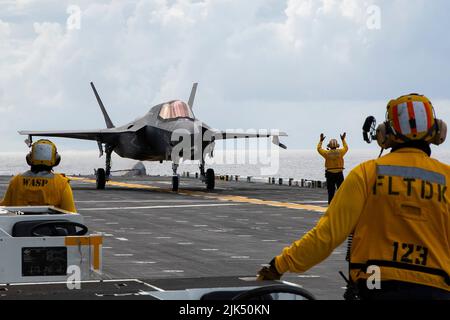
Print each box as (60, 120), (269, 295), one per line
(0, 206), (102, 284)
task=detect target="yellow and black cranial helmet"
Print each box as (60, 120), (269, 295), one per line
(387, 94), (436, 142)
(376, 94), (447, 149)
(327, 139), (340, 149)
(26, 139), (61, 167)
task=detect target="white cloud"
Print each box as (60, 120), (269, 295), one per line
(0, 19), (11, 37)
(0, 0), (449, 152)
(339, 0), (360, 19)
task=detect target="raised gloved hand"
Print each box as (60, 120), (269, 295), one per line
(257, 258), (282, 281)
(340, 132), (346, 140)
(320, 133), (326, 142)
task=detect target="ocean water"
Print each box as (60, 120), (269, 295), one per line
(0, 149), (449, 182)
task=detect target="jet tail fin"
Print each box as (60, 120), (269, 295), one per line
(188, 82), (198, 109)
(90, 82), (115, 128)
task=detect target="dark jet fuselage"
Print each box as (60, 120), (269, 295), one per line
(111, 102), (209, 161)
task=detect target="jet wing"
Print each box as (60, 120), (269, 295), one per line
(206, 130), (288, 149)
(19, 129), (115, 141)
(19, 124), (146, 143)
(212, 131), (288, 139)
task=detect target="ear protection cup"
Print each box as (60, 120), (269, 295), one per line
(379, 94), (446, 149)
(25, 139), (61, 167)
(26, 152), (33, 166)
(431, 119), (447, 145)
(54, 153), (61, 167)
(376, 122), (397, 149)
(377, 118), (447, 147)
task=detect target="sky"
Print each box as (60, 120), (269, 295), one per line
(0, 0), (449, 153)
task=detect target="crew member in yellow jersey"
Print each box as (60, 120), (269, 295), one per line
(317, 132), (348, 203)
(257, 93), (449, 300)
(0, 139), (76, 213)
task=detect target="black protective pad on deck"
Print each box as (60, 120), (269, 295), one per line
(0, 280), (158, 300)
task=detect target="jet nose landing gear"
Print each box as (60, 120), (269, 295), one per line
(172, 163), (180, 192)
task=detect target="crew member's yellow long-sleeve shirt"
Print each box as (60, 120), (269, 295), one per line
(317, 139), (348, 173)
(0, 170), (76, 213)
(275, 148), (450, 291)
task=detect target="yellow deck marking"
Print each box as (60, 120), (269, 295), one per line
(69, 177), (159, 190)
(69, 177), (327, 213)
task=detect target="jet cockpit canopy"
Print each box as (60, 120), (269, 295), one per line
(159, 100), (194, 120)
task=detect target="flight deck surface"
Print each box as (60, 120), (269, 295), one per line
(0, 175), (347, 300)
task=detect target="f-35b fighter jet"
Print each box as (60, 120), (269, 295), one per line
(20, 82), (287, 191)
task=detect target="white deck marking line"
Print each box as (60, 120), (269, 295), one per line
(163, 270), (184, 273)
(77, 203), (242, 211)
(115, 237), (128, 241)
(230, 256), (250, 259)
(201, 248), (219, 251)
(238, 277), (260, 281)
(177, 242), (193, 245)
(281, 280), (304, 288)
(133, 280), (165, 292)
(114, 254), (133, 256)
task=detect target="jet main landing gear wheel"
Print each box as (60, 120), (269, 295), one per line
(206, 168), (215, 190)
(96, 168), (106, 189)
(96, 145), (112, 190)
(172, 175), (179, 192)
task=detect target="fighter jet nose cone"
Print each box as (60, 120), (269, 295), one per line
(173, 119), (202, 136)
